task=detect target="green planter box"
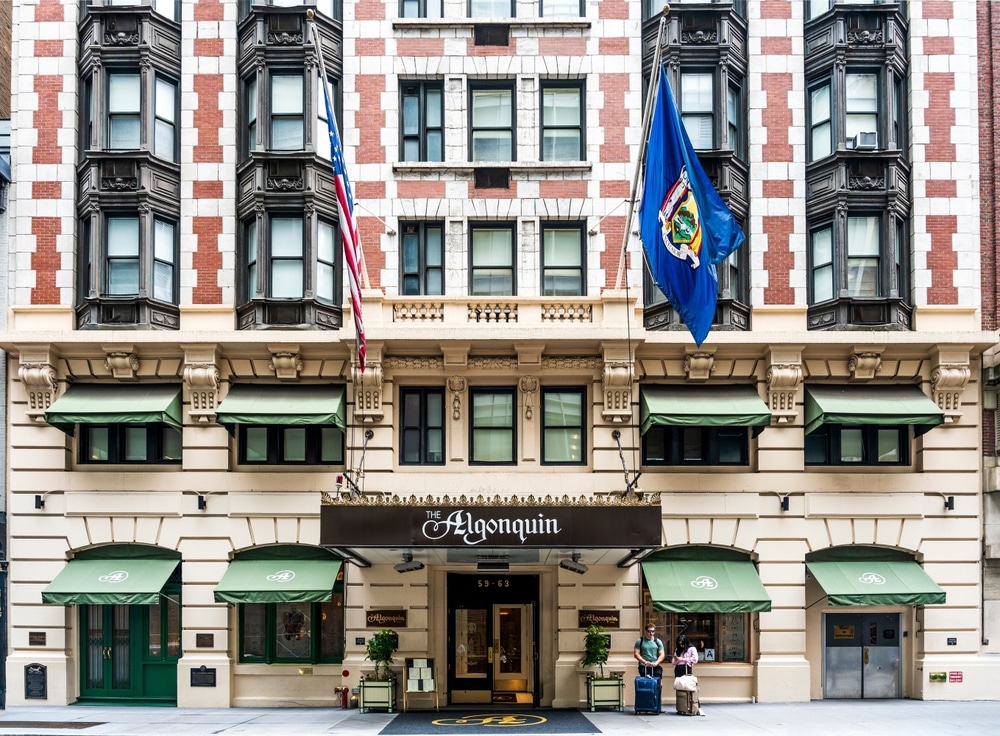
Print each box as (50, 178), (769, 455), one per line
(587, 675), (624, 712)
(359, 677), (396, 713)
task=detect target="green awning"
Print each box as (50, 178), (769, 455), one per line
(42, 558), (179, 605)
(806, 560), (946, 606)
(214, 559), (343, 603)
(215, 385), (346, 429)
(804, 385), (944, 437)
(641, 560), (772, 613)
(640, 386), (771, 435)
(44, 384), (182, 434)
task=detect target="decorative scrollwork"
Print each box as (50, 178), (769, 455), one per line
(321, 491), (662, 507)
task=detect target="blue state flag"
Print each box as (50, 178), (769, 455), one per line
(638, 67), (745, 346)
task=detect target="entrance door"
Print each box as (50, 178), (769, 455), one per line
(823, 613), (901, 698)
(448, 574), (538, 705)
(79, 594), (181, 703)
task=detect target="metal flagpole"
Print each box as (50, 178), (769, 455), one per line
(614, 8), (670, 289)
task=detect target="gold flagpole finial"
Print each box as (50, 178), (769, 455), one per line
(306, 8), (314, 20)
(663, 3), (671, 15)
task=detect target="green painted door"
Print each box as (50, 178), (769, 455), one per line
(79, 589), (180, 703)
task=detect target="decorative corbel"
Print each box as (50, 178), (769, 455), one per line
(684, 351), (716, 381)
(519, 376), (539, 420)
(848, 350), (883, 381)
(766, 363), (803, 424)
(268, 345), (302, 381)
(932, 364), (971, 423)
(353, 357), (384, 423)
(183, 362), (221, 423)
(601, 359), (633, 423)
(18, 354), (58, 422)
(447, 376), (467, 421)
(103, 348), (139, 381)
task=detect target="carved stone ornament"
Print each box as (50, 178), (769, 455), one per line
(104, 351), (139, 381)
(766, 363), (803, 424)
(183, 362), (221, 422)
(602, 359), (633, 423)
(354, 360), (384, 423)
(519, 376), (539, 420)
(269, 351), (303, 381)
(18, 361), (58, 421)
(932, 364), (971, 423)
(848, 352), (882, 381)
(684, 352), (716, 381)
(447, 376), (467, 421)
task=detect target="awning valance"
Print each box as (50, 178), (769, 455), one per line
(44, 384), (182, 434)
(804, 385), (944, 437)
(42, 558), (179, 605)
(639, 386), (771, 435)
(214, 559), (343, 603)
(641, 559), (772, 613)
(215, 385), (346, 429)
(806, 560), (946, 606)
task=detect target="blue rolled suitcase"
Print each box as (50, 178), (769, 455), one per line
(634, 665), (661, 714)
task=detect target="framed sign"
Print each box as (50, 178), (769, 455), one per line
(367, 609), (407, 628)
(578, 610), (621, 629)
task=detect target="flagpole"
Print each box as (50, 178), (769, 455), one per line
(614, 8), (670, 289)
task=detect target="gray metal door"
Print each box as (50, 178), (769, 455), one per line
(823, 613), (900, 699)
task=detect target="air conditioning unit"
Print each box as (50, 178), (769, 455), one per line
(852, 132), (877, 151)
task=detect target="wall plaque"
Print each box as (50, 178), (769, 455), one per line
(190, 666), (217, 688)
(578, 610), (620, 629)
(25, 663), (47, 700)
(28, 632), (46, 646)
(366, 609), (407, 628)
(196, 633), (214, 648)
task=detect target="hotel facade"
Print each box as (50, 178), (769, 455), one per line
(2, 0), (999, 709)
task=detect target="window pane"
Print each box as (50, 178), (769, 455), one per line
(153, 262), (174, 302)
(840, 428), (864, 462)
(154, 220), (175, 262)
(321, 427), (344, 463)
(846, 73), (878, 112)
(162, 427), (182, 461)
(681, 73), (713, 112)
(472, 131), (512, 161)
(242, 604), (266, 658)
(544, 88), (580, 125)
(155, 78), (176, 121)
(472, 229), (512, 265)
(272, 119), (304, 150)
(272, 75), (304, 114)
(717, 429), (744, 464)
(473, 429), (513, 462)
(811, 227), (834, 303)
(683, 115), (713, 149)
(427, 428), (443, 463)
(544, 428), (581, 462)
(473, 393), (513, 427)
(426, 227), (443, 266)
(472, 90), (511, 127)
(319, 597), (345, 660)
(682, 427), (703, 461)
(88, 427), (110, 462)
(544, 391), (582, 427)
(426, 89), (442, 127)
(245, 427), (268, 462)
(275, 603), (311, 660)
(847, 216), (880, 297)
(542, 0), (580, 16)
(108, 260), (140, 295)
(109, 74), (140, 112)
(471, 0), (511, 17)
(877, 429), (900, 462)
(283, 427), (306, 462)
(272, 219), (303, 256)
(272, 260), (303, 298)
(543, 129), (581, 160)
(107, 218), (139, 256)
(124, 427), (148, 462)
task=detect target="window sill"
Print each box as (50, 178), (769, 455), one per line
(393, 161), (592, 175)
(391, 18), (591, 32)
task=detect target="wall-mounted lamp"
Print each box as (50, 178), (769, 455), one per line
(198, 495), (207, 510)
(34, 494), (45, 510)
(394, 552), (424, 574)
(780, 495), (790, 512)
(944, 496), (955, 511)
(560, 551), (588, 575)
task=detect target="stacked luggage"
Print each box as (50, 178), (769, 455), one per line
(673, 667), (701, 716)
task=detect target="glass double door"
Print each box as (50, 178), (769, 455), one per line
(448, 574), (538, 705)
(80, 598), (180, 702)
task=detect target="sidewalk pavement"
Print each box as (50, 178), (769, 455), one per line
(0, 700), (998, 736)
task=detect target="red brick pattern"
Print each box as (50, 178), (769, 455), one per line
(31, 77), (62, 165)
(356, 181), (386, 199)
(467, 38), (518, 56)
(32, 182), (62, 199)
(926, 215), (958, 305)
(193, 0), (223, 22)
(599, 217), (627, 277)
(598, 74), (629, 164)
(598, 1), (628, 20)
(397, 181), (446, 199)
(192, 217), (223, 304)
(356, 0), (388, 21)
(539, 180), (588, 199)
(31, 218), (60, 304)
(397, 38), (445, 56)
(762, 216), (794, 303)
(541, 38), (587, 56)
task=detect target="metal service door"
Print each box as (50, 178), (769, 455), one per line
(493, 604), (534, 697)
(824, 613), (901, 698)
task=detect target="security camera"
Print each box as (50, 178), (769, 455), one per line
(394, 552), (425, 574)
(559, 552), (588, 575)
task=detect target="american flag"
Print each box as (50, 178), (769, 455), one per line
(321, 80), (366, 374)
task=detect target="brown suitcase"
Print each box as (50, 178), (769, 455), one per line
(675, 687), (700, 716)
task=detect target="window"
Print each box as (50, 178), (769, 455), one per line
(271, 72), (305, 151)
(153, 76), (178, 161)
(316, 77), (340, 162)
(80, 424), (182, 464)
(401, 0), (442, 19)
(808, 82), (832, 161)
(107, 72), (141, 150)
(401, 81), (444, 162)
(239, 596), (344, 664)
(106, 215), (140, 295)
(96, 0), (181, 21)
(845, 72), (878, 148)
(316, 220), (337, 305)
(152, 217), (177, 303)
(541, 82), (584, 161)
(540, 222), (584, 296)
(470, 84), (514, 162)
(400, 388), (445, 465)
(809, 224), (834, 303)
(541, 388), (585, 465)
(805, 425), (908, 465)
(470, 388), (515, 465)
(642, 601), (750, 665)
(810, 214), (900, 305)
(470, 223), (515, 296)
(270, 217), (304, 298)
(400, 222), (444, 295)
(245, 77), (258, 154)
(726, 82), (745, 157)
(541, 0), (582, 16)
(242, 216), (339, 305)
(643, 426), (749, 466)
(680, 71), (714, 150)
(239, 0), (340, 21)
(239, 425), (344, 465)
(469, 0), (513, 17)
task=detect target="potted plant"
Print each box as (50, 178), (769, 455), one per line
(360, 629), (398, 713)
(581, 624), (622, 712)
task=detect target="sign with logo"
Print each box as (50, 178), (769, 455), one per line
(321, 504), (661, 549)
(578, 610), (620, 629)
(266, 570), (296, 583)
(367, 609), (407, 628)
(99, 570), (129, 584)
(690, 575), (718, 590)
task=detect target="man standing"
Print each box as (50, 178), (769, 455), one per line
(633, 623), (665, 678)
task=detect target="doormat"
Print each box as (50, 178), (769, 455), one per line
(379, 710), (600, 735)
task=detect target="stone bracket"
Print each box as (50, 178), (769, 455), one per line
(353, 343), (384, 422)
(183, 345), (221, 423)
(103, 345), (139, 381)
(18, 346), (59, 422)
(684, 350), (716, 381)
(601, 343), (634, 424)
(268, 344), (302, 381)
(932, 364), (971, 423)
(849, 347), (884, 381)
